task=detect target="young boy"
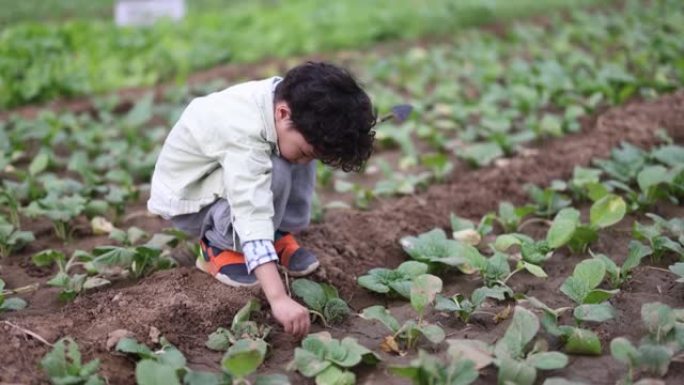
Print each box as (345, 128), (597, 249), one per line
(147, 62), (376, 337)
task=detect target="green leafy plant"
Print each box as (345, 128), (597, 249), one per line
(544, 194), (627, 253)
(591, 241), (653, 288)
(116, 337), (231, 385)
(357, 261), (429, 299)
(206, 299), (270, 351)
(669, 262), (684, 283)
(525, 182), (572, 217)
(390, 349), (479, 385)
(494, 202), (536, 233)
(41, 337), (104, 385)
(23, 193), (87, 242)
(526, 296), (612, 356)
(610, 302), (684, 381)
(448, 306), (568, 385)
(560, 259), (618, 305)
(373, 159), (431, 197)
(435, 285), (512, 323)
(633, 214), (684, 261)
(32, 249), (109, 302)
(0, 220), (34, 258)
(0, 278), (27, 312)
(400, 228), (479, 271)
(288, 331), (379, 385)
(361, 274), (444, 353)
(291, 279), (350, 326)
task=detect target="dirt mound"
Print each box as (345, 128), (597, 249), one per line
(1, 91), (683, 384)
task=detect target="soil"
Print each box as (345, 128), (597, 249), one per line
(1, 81), (683, 385)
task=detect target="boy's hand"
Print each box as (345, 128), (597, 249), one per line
(253, 260), (310, 338)
(270, 295), (310, 337)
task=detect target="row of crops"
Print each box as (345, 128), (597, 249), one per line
(0, 0), (602, 109)
(1, 0), (683, 384)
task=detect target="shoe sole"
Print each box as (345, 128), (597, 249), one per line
(284, 260), (320, 277)
(195, 258), (260, 288)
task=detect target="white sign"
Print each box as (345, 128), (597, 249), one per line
(115, 0), (186, 27)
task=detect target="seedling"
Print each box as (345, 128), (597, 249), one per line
(544, 194), (627, 254)
(450, 212), (495, 246)
(610, 302), (684, 381)
(494, 201), (536, 233)
(41, 337), (104, 385)
(400, 228), (479, 272)
(90, 233), (177, 279)
(0, 220), (34, 258)
(526, 296), (613, 356)
(0, 278), (27, 312)
(288, 331), (379, 385)
(206, 299), (270, 351)
(435, 285), (512, 323)
(23, 193), (87, 242)
(32, 249), (109, 302)
(525, 182), (572, 217)
(291, 279), (350, 327)
(459, 141), (504, 168)
(361, 274), (445, 353)
(421, 153), (454, 182)
(390, 349), (479, 385)
(448, 306), (568, 385)
(591, 241), (653, 288)
(357, 261), (429, 299)
(633, 214), (684, 261)
(560, 259), (618, 305)
(373, 159), (431, 197)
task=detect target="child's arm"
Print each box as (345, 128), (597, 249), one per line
(253, 261), (310, 338)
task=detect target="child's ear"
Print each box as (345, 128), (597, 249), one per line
(275, 101), (292, 121)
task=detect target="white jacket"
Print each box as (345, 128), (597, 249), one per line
(148, 77), (282, 243)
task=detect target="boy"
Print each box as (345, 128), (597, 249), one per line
(148, 62), (376, 337)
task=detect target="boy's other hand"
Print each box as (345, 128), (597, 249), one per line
(271, 295), (310, 338)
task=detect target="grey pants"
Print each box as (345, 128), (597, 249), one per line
(171, 155), (316, 252)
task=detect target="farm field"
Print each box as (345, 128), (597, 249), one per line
(1, 1), (684, 385)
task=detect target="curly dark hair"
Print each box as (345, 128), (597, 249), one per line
(274, 62), (376, 172)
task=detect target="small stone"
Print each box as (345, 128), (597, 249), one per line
(106, 329), (134, 350)
(149, 326), (161, 344)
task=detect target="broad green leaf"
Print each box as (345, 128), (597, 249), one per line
(450, 213), (475, 232)
(460, 142), (504, 167)
(651, 145), (684, 167)
(547, 208), (580, 248)
(184, 371), (227, 385)
(205, 328), (232, 351)
(357, 274), (390, 294)
(1, 297), (27, 311)
(291, 279), (327, 313)
(115, 338), (155, 359)
(135, 360), (181, 385)
(232, 299), (261, 329)
(360, 305), (400, 332)
(293, 348), (330, 377)
(396, 261), (430, 277)
(526, 352), (568, 370)
(410, 274), (442, 315)
(521, 261), (547, 278)
(573, 259), (606, 291)
(32, 249), (65, 268)
(641, 302), (676, 340)
(497, 356), (537, 385)
(29, 152), (49, 176)
(573, 303), (615, 322)
(315, 366), (355, 385)
(563, 328), (601, 355)
(589, 194), (626, 229)
(495, 306), (539, 359)
(221, 339), (266, 379)
(560, 277), (590, 305)
(419, 323), (445, 344)
(637, 344), (672, 376)
(669, 262), (684, 282)
(610, 337), (638, 365)
(583, 289), (618, 304)
(494, 234), (523, 252)
(623, 241), (653, 273)
(637, 166), (669, 192)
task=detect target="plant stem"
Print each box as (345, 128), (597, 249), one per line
(309, 310), (329, 328)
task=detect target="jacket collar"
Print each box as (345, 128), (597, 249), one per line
(258, 76), (283, 155)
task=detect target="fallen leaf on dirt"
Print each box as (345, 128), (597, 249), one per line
(493, 305), (512, 323)
(380, 335), (402, 355)
(91, 216), (114, 235)
(106, 329), (134, 350)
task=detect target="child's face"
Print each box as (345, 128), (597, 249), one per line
(274, 101), (316, 165)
